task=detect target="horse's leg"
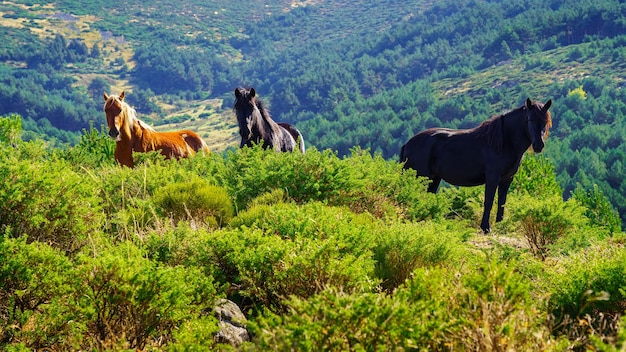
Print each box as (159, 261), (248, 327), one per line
(480, 180), (498, 233)
(427, 177), (441, 193)
(496, 178), (513, 223)
(114, 145), (134, 168)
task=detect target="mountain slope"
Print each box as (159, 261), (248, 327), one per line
(2, 0), (626, 225)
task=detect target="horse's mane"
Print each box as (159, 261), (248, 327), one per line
(255, 99), (282, 136)
(104, 94), (154, 132)
(475, 106), (526, 152)
(475, 103), (552, 152)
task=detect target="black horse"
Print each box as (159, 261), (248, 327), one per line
(400, 98), (552, 233)
(233, 87), (305, 153)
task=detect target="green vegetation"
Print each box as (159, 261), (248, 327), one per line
(1, 114), (626, 350)
(3, 0), (626, 347)
(2, 0), (626, 228)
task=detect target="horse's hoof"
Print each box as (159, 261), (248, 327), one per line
(481, 227), (491, 234)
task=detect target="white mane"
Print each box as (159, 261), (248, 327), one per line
(104, 95), (155, 132)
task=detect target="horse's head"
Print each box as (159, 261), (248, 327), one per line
(233, 87), (259, 141)
(103, 91), (128, 142)
(525, 98), (552, 153)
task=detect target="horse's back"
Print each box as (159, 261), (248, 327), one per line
(401, 128), (447, 176)
(145, 130), (209, 158)
(278, 122), (305, 153)
(180, 130), (210, 154)
(402, 128), (488, 186)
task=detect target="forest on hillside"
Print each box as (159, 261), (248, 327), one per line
(1, 0), (626, 225)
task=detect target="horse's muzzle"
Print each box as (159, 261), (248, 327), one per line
(532, 141), (545, 153)
(109, 128), (120, 139)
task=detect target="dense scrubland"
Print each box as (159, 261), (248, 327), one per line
(3, 0), (626, 350)
(1, 116), (626, 350)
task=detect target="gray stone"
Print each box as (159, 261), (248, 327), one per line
(213, 299), (250, 347)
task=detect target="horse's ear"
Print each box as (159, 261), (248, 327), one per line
(119, 91), (125, 101)
(103, 92), (109, 101)
(526, 98), (532, 108)
(543, 99), (552, 111)
(234, 88), (241, 98)
(249, 87), (256, 98)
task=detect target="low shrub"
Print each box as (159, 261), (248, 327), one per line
(153, 179), (234, 227)
(168, 316), (222, 351)
(95, 161), (211, 237)
(448, 259), (552, 350)
(75, 242), (218, 350)
(572, 183), (621, 235)
(510, 154), (563, 198)
(59, 125), (116, 169)
(230, 201), (378, 250)
(0, 237), (80, 350)
(544, 241), (626, 348)
(247, 289), (430, 351)
(0, 157), (103, 254)
(205, 227), (377, 312)
(442, 186), (483, 224)
(509, 195), (587, 259)
(214, 145), (352, 209)
(373, 221), (466, 292)
(214, 146), (448, 222)
(248, 260), (561, 351)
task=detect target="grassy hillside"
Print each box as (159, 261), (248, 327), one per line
(2, 0), (626, 226)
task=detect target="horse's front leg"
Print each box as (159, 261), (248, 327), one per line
(427, 177), (442, 193)
(496, 178), (513, 223)
(481, 179), (498, 233)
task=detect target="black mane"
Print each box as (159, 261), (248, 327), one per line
(475, 106), (526, 152)
(233, 87), (296, 152)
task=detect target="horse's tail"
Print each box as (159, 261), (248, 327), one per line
(182, 132), (210, 155)
(296, 131), (305, 153)
(199, 138), (210, 155)
(278, 122), (306, 153)
(399, 144), (406, 164)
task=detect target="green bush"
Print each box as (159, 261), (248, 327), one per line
(75, 242), (218, 350)
(0, 237), (81, 350)
(0, 158), (103, 254)
(229, 202), (469, 300)
(247, 289), (430, 351)
(572, 183), (621, 234)
(230, 201), (377, 250)
(444, 259), (557, 350)
(373, 221), (466, 292)
(143, 223), (202, 266)
(510, 154), (562, 198)
(214, 146), (447, 221)
(0, 113), (22, 146)
(153, 179), (234, 227)
(214, 145), (360, 209)
(205, 227), (377, 312)
(509, 195), (588, 259)
(544, 242), (626, 347)
(441, 186), (483, 224)
(248, 260), (560, 351)
(95, 161), (209, 238)
(168, 316), (222, 351)
(59, 125), (116, 169)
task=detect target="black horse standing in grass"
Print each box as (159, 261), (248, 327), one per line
(233, 87), (305, 153)
(400, 98), (552, 233)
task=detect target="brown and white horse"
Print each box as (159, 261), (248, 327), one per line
(103, 91), (209, 168)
